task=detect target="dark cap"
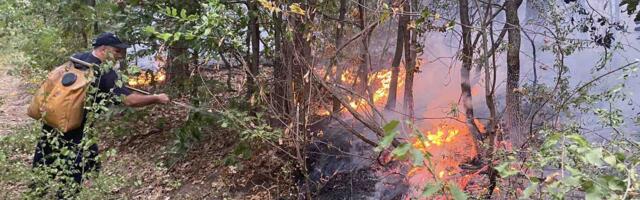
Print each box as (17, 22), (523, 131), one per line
(92, 32), (130, 49)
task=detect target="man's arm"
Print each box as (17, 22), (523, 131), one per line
(123, 93), (170, 107)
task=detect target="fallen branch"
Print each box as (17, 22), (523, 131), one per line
(311, 72), (400, 147)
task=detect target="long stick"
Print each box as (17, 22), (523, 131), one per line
(69, 56), (218, 115)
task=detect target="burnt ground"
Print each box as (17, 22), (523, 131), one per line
(304, 119), (409, 200)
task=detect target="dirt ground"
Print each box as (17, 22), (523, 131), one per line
(0, 65), (31, 136)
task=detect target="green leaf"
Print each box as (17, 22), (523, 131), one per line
(603, 155), (617, 166)
(184, 32), (196, 40)
(494, 162), (518, 178)
(584, 181), (603, 200)
(375, 123), (398, 152)
(448, 184), (468, 200)
(158, 33), (173, 41)
(585, 148), (604, 166)
(143, 26), (156, 35)
(567, 134), (589, 147)
(521, 182), (538, 199)
(614, 152), (626, 162)
(605, 176), (626, 191)
(410, 148), (424, 166)
(127, 65), (141, 74)
(171, 8), (178, 16)
(566, 165), (583, 177)
(542, 133), (561, 150)
(391, 143), (411, 158)
(180, 9), (187, 18)
(383, 120), (399, 134)
(422, 182), (443, 197)
(564, 175), (581, 187)
(173, 32), (182, 41)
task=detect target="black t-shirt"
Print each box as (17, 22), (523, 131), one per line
(71, 52), (132, 97)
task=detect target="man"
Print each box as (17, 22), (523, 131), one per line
(31, 32), (170, 198)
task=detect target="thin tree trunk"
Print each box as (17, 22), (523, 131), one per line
(167, 1), (199, 89)
(402, 0), (415, 121)
(168, 41), (190, 88)
(87, 0), (98, 34)
(247, 0), (260, 103)
(357, 0), (371, 98)
(272, 11), (287, 116)
(385, 0), (406, 111)
(481, 1), (500, 197)
(332, 0), (348, 113)
(287, 2), (314, 197)
(505, 0), (525, 149)
(459, 0), (483, 143)
(481, 2), (497, 138)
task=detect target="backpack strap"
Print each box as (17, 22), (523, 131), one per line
(69, 57), (96, 79)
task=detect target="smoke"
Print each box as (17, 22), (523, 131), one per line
(306, 1), (640, 198)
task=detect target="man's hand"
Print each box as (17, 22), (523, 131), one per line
(155, 93), (170, 104)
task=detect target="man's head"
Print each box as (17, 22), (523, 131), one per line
(92, 32), (130, 62)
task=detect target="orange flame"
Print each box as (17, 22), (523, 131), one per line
(315, 67), (406, 115)
(412, 125), (461, 150)
(128, 68), (166, 87)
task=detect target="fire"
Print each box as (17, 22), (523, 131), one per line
(128, 68), (166, 87)
(411, 125), (461, 149)
(315, 67), (406, 116)
(340, 69), (358, 85)
(405, 119), (480, 197)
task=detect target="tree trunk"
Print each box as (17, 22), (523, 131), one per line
(482, 2), (500, 197)
(385, 0), (406, 111)
(286, 2), (314, 198)
(87, 0), (98, 34)
(167, 1), (200, 89)
(331, 0), (348, 113)
(273, 11), (288, 116)
(168, 41), (190, 88)
(247, 0), (260, 103)
(357, 0), (371, 98)
(505, 0), (525, 149)
(402, 0), (415, 121)
(459, 0), (483, 142)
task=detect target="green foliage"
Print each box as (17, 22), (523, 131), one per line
(0, 0), (120, 70)
(375, 120), (399, 152)
(218, 109), (282, 142)
(0, 122), (125, 199)
(525, 128), (639, 199)
(170, 111), (216, 160)
(620, 0), (640, 22)
(494, 160), (519, 178)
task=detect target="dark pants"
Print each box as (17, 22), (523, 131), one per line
(31, 125), (100, 198)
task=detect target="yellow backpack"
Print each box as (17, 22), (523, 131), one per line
(27, 61), (94, 133)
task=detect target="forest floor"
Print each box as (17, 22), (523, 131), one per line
(0, 64), (31, 136)
(0, 62), (295, 199)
